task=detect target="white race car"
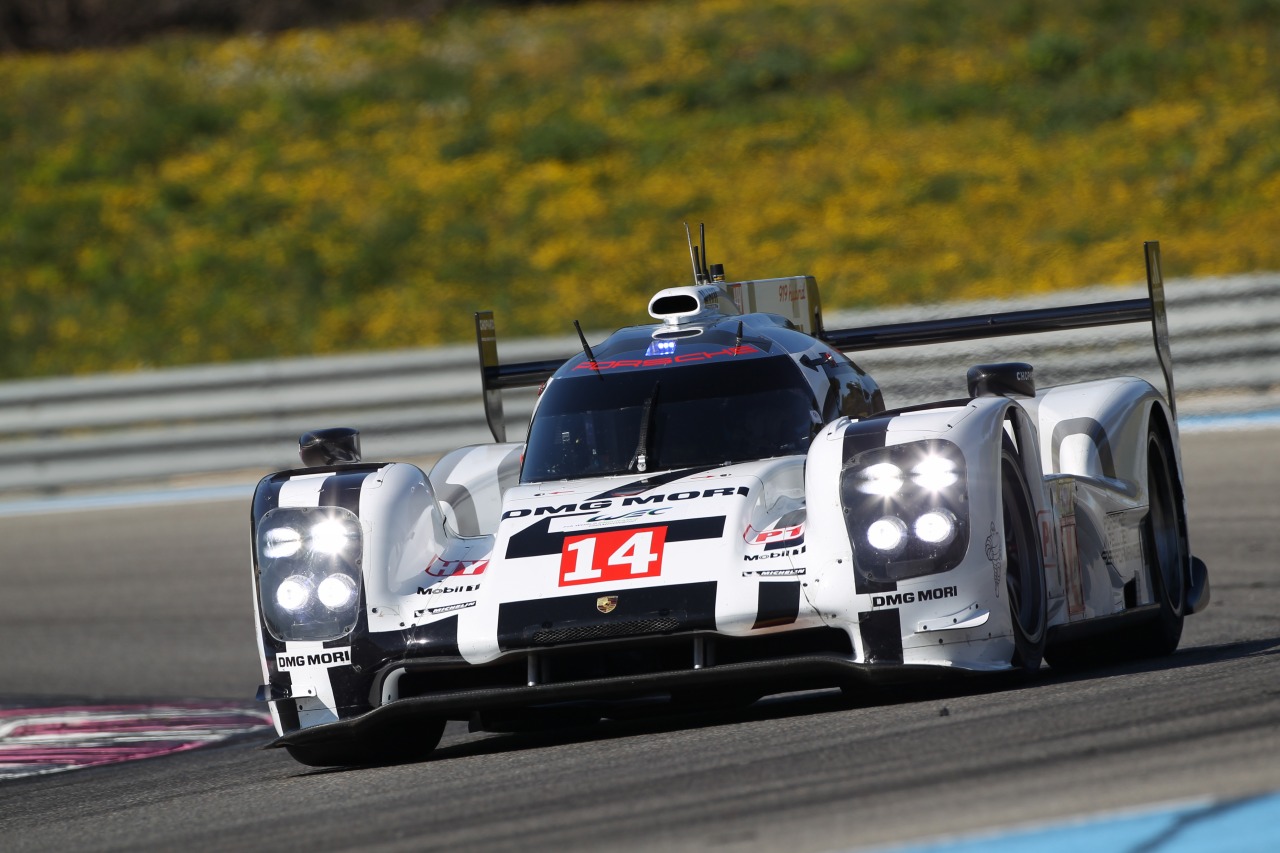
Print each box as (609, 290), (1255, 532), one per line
(250, 237), (1209, 766)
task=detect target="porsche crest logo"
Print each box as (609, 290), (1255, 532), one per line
(596, 595), (619, 614)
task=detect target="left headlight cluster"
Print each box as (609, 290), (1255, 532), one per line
(840, 439), (969, 584)
(256, 507), (363, 642)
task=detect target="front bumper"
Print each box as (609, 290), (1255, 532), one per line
(267, 652), (946, 749)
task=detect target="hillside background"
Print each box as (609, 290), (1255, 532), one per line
(1, 0), (1278, 378)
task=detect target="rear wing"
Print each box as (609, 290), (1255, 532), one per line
(819, 241), (1176, 418)
(474, 241), (1176, 443)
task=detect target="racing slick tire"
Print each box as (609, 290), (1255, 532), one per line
(1002, 444), (1047, 674)
(1044, 422), (1188, 669)
(1129, 424), (1188, 656)
(284, 717), (446, 768)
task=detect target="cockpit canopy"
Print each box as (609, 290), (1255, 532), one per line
(520, 353), (821, 483)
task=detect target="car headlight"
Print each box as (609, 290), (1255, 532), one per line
(867, 516), (909, 554)
(262, 527), (302, 559)
(316, 573), (358, 610)
(256, 506), (364, 642)
(275, 575), (312, 611)
(913, 509), (958, 546)
(310, 518), (357, 555)
(840, 439), (969, 582)
(912, 456), (959, 491)
(855, 462), (905, 496)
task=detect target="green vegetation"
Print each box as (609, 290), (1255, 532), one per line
(2, 0), (1278, 378)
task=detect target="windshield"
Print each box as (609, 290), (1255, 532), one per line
(521, 355), (819, 482)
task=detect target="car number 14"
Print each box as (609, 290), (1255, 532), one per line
(559, 526), (668, 586)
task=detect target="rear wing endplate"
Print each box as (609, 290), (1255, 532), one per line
(474, 312), (567, 442)
(819, 241), (1177, 418)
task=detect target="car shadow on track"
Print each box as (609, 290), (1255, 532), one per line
(1040, 636), (1280, 684)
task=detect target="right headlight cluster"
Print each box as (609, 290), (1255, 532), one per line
(840, 439), (969, 583)
(256, 506), (364, 642)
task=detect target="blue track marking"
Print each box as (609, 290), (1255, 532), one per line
(861, 791), (1280, 853)
(1180, 408), (1280, 433)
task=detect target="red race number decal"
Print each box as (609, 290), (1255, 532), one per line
(559, 527), (667, 586)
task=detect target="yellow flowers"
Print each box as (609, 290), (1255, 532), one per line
(0, 0), (1278, 378)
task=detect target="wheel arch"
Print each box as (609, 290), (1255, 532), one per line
(1145, 401), (1187, 530)
(1031, 377), (1172, 498)
(1144, 400), (1194, 608)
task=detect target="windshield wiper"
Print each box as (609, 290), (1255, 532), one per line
(628, 381), (661, 474)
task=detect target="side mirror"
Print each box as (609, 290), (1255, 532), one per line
(299, 427), (362, 467)
(967, 363), (1035, 399)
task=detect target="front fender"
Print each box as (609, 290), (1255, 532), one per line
(251, 462), (460, 735)
(804, 398), (1047, 669)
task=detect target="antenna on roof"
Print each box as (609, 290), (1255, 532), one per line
(684, 222), (705, 284)
(699, 223), (710, 281)
(573, 320), (601, 377)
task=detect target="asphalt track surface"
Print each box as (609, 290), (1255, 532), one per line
(1, 430), (1277, 852)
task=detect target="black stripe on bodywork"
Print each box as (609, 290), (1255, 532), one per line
(753, 581), (801, 629)
(505, 516), (726, 559)
(1050, 417), (1116, 478)
(275, 693), (301, 732)
(316, 469), (383, 714)
(841, 418), (891, 470)
(318, 469), (371, 514)
(841, 419), (898, 596)
(365, 615), (462, 707)
(408, 614), (461, 658)
(360, 614), (465, 706)
(357, 615), (463, 710)
(497, 581), (718, 652)
(857, 609), (904, 664)
(587, 466), (719, 501)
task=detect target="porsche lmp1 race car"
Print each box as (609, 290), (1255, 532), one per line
(250, 236), (1210, 767)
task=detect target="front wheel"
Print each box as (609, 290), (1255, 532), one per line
(1002, 446), (1047, 674)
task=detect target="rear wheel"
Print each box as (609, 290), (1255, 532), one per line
(284, 717), (446, 768)
(1002, 447), (1047, 674)
(1131, 427), (1187, 656)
